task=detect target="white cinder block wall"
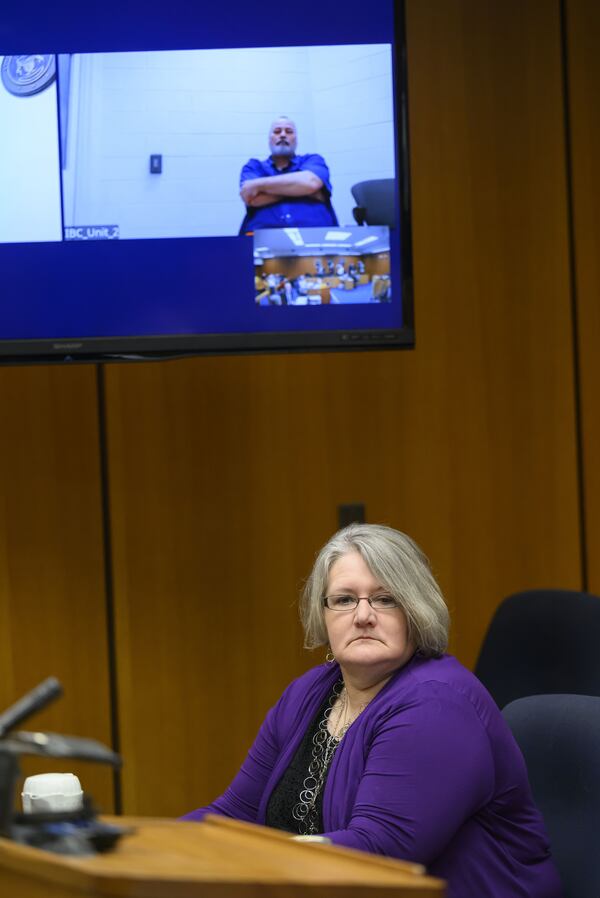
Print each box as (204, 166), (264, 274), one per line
(309, 44), (396, 226)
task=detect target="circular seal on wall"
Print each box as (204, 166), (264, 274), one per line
(1, 55), (56, 97)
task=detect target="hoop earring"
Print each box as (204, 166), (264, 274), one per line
(325, 651), (335, 664)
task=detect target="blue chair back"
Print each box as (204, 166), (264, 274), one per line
(503, 694), (600, 898)
(475, 590), (600, 708)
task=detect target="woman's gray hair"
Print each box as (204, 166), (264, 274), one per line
(300, 524), (449, 658)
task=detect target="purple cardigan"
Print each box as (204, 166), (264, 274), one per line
(182, 654), (563, 898)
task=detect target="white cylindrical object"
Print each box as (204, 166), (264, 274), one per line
(21, 773), (83, 814)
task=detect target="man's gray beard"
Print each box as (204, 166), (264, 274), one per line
(270, 142), (296, 157)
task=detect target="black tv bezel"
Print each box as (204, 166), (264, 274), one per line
(0, 2), (413, 365)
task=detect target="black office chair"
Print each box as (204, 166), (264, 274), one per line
(503, 694), (600, 898)
(351, 179), (395, 227)
(474, 589), (600, 709)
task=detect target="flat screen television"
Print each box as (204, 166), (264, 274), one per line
(0, 0), (413, 363)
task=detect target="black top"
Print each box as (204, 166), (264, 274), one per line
(265, 685), (338, 834)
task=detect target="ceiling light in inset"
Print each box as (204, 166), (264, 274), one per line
(325, 231), (352, 240)
(283, 228), (304, 246)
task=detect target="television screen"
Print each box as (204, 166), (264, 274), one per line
(0, 0), (412, 362)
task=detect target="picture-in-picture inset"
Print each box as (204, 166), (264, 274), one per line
(253, 226), (391, 306)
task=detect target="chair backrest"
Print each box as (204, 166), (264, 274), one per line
(350, 179), (395, 227)
(474, 589), (600, 709)
(503, 694), (600, 898)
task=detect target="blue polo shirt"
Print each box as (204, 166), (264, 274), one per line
(239, 153), (339, 233)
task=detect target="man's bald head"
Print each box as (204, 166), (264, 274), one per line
(269, 116), (298, 158)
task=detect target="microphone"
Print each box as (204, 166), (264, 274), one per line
(0, 677), (63, 739)
(4, 731), (121, 766)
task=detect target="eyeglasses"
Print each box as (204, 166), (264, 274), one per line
(323, 593), (401, 612)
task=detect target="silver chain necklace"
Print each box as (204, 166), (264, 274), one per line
(292, 682), (366, 835)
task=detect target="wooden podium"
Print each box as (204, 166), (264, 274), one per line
(0, 814), (445, 898)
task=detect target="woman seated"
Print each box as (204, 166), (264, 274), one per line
(182, 524), (562, 898)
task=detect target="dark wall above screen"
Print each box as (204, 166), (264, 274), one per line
(0, 0), (413, 362)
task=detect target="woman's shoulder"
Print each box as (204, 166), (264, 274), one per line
(382, 654), (501, 725)
(266, 662), (339, 736)
(399, 652), (482, 687)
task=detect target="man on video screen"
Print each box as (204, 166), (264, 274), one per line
(239, 116), (338, 233)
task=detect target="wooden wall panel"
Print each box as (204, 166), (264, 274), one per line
(565, 0), (600, 591)
(104, 0), (581, 818)
(0, 365), (113, 812)
(404, 0), (581, 648)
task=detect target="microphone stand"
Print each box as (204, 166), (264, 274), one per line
(0, 678), (125, 853)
